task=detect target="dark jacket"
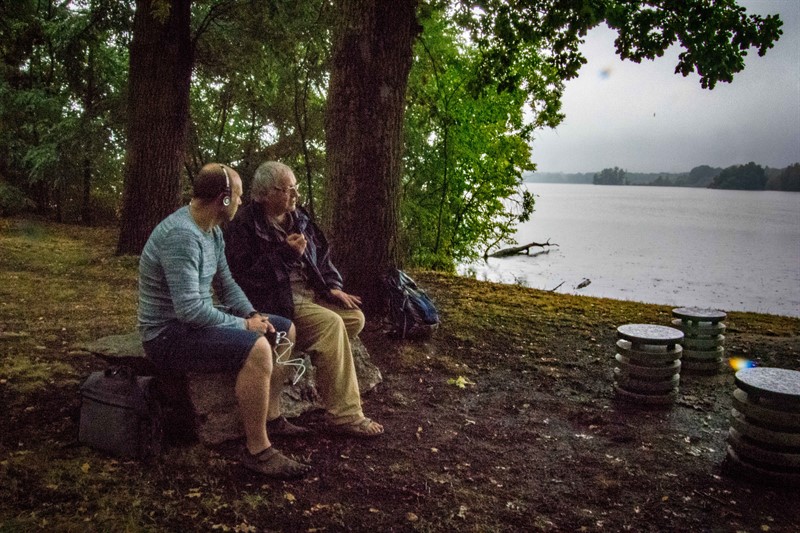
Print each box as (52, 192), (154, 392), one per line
(224, 203), (343, 319)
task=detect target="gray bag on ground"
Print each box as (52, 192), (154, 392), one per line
(79, 366), (163, 459)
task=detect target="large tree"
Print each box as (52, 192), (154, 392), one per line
(324, 0), (782, 315)
(116, 0), (192, 254)
(325, 0), (421, 316)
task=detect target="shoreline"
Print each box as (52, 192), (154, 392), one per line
(456, 268), (800, 320)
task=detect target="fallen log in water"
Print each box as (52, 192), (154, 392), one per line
(486, 239), (558, 258)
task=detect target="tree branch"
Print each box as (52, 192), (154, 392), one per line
(486, 239), (558, 259)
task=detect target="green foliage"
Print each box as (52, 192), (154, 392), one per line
(0, 0), (131, 222)
(605, 0), (783, 89)
(680, 164), (721, 187)
(593, 167), (627, 185)
(188, 0), (330, 218)
(710, 161), (767, 190)
(454, 0), (782, 93)
(0, 181), (35, 216)
(766, 163), (800, 192)
(1, 0), (333, 223)
(151, 0), (172, 23)
(402, 11), (538, 268)
(648, 175), (674, 187)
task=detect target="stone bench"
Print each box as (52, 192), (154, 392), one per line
(78, 332), (383, 445)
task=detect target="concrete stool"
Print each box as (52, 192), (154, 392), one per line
(672, 307), (726, 374)
(725, 367), (800, 487)
(614, 324), (684, 405)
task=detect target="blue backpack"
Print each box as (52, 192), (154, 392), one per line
(383, 269), (440, 339)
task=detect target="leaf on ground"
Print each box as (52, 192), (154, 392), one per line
(306, 503), (330, 513)
(447, 376), (475, 388)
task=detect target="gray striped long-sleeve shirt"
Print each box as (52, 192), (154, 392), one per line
(138, 206), (254, 342)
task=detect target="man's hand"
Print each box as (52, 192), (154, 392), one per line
(286, 233), (307, 256)
(330, 289), (362, 309)
(245, 313), (275, 334)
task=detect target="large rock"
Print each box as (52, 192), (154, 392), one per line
(79, 333), (383, 445)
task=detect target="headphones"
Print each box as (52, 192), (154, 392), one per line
(220, 165), (232, 206)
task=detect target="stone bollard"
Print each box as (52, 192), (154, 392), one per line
(725, 367), (800, 488)
(671, 307), (726, 374)
(613, 324), (684, 405)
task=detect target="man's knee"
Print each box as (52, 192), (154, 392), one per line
(323, 309), (363, 339)
(349, 309), (365, 336)
(336, 308), (364, 338)
(242, 336), (273, 375)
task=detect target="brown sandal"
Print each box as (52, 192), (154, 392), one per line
(328, 417), (384, 438)
(240, 446), (311, 479)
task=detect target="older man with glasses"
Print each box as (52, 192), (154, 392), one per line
(225, 161), (384, 438)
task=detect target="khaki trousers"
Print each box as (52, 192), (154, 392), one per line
(271, 286), (366, 423)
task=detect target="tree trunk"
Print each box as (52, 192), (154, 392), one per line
(81, 45), (95, 225)
(116, 0), (192, 255)
(294, 56), (316, 219)
(325, 0), (420, 317)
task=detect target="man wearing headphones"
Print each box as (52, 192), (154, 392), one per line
(138, 163), (310, 479)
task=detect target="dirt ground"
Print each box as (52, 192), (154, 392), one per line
(1, 220), (799, 532)
(278, 278), (800, 533)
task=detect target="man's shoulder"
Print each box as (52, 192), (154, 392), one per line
(145, 208), (199, 248)
(164, 210), (193, 233)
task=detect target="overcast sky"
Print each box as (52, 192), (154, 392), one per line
(531, 0), (800, 174)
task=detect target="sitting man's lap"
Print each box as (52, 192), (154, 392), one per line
(293, 299), (364, 340)
(144, 314), (292, 373)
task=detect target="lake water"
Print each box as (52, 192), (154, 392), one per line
(460, 183), (800, 317)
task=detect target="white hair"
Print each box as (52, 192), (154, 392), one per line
(250, 161), (293, 202)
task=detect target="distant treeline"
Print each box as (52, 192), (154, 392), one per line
(527, 163), (800, 192)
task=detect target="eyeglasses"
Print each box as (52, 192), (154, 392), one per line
(272, 185), (299, 195)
